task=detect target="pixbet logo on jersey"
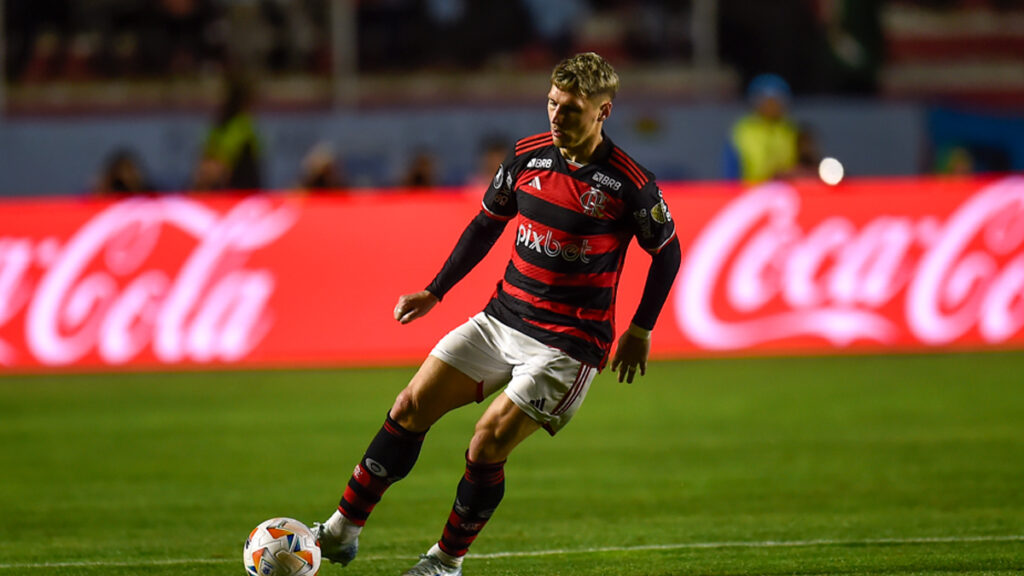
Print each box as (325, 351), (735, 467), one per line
(516, 223), (593, 263)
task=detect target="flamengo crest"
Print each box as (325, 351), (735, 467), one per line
(580, 188), (608, 218)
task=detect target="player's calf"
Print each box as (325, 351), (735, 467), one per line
(317, 412), (428, 565)
(441, 456), (506, 558)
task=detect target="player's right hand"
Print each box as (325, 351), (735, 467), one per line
(394, 290), (439, 324)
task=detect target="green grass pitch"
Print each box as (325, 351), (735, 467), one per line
(1, 352), (1023, 575)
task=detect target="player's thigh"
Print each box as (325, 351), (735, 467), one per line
(391, 355), (480, 431)
(393, 315), (513, 430)
(503, 345), (597, 436)
(468, 392), (542, 463)
(429, 312), (514, 397)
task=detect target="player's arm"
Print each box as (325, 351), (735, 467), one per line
(612, 180), (680, 382)
(610, 237), (681, 382)
(394, 210), (509, 324)
(396, 145), (518, 324)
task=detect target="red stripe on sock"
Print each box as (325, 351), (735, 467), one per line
(464, 459), (506, 486)
(383, 415), (427, 442)
(440, 510), (484, 557)
(338, 463), (391, 526)
(351, 463), (390, 492)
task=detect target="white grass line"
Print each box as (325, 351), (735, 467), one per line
(1, 534), (1021, 569)
(471, 534), (1024, 559)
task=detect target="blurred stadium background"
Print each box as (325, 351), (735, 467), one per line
(1, 3), (1023, 575)
(0, 0), (1023, 195)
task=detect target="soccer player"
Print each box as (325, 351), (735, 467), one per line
(314, 52), (681, 576)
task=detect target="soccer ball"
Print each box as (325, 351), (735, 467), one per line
(243, 517), (321, 576)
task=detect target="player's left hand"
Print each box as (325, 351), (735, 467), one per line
(610, 328), (650, 384)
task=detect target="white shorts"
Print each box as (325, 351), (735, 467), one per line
(430, 312), (597, 435)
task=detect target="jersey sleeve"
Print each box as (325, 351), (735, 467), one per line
(627, 180), (677, 253)
(481, 147), (519, 221)
(426, 210), (509, 300)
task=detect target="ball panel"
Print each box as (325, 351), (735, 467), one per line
(243, 517), (321, 576)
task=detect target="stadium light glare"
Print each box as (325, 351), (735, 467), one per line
(819, 157), (845, 186)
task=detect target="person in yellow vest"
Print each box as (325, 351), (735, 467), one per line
(723, 74), (798, 184)
(197, 76), (263, 192)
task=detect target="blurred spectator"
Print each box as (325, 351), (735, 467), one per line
(356, 0), (430, 71)
(200, 75), (263, 191)
(5, 0), (227, 83)
(719, 0), (881, 96)
(718, 0), (881, 96)
(192, 153), (229, 192)
(20, 28), (65, 83)
(260, 0), (325, 73)
(421, 0), (467, 68)
(466, 135), (509, 191)
(5, 0), (72, 82)
(92, 148), (153, 197)
(453, 1), (533, 69)
(943, 147), (976, 176)
(718, 0), (824, 94)
(145, 0), (224, 77)
(617, 1), (691, 64)
(815, 0), (885, 95)
(411, 0), (535, 70)
(723, 74), (799, 184)
(3, 0), (338, 84)
(519, 0), (589, 62)
(401, 149), (440, 189)
(298, 141), (347, 192)
(935, 145), (976, 176)
(782, 123), (824, 180)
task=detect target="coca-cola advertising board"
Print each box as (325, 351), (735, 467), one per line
(1, 176), (1022, 373)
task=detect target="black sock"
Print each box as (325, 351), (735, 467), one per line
(438, 455), (506, 557)
(338, 413), (427, 526)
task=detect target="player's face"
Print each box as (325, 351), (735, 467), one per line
(547, 85), (610, 158)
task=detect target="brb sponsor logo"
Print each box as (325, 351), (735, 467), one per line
(0, 196), (298, 367)
(676, 178), (1024, 350)
(592, 172), (622, 191)
(516, 223), (592, 263)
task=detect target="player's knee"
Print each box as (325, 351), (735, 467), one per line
(390, 387), (419, 425)
(468, 419), (510, 463)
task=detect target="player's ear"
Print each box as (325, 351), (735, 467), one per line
(598, 100), (612, 122)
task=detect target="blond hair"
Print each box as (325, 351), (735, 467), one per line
(550, 52), (619, 100)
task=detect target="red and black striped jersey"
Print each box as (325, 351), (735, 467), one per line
(480, 132), (676, 368)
